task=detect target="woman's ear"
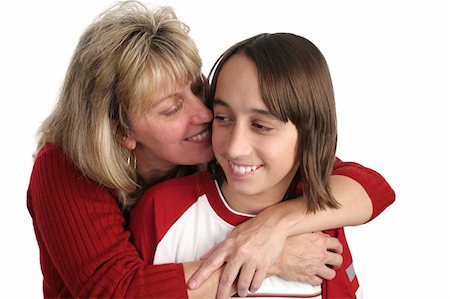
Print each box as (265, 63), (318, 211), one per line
(121, 134), (137, 151)
(113, 125), (136, 150)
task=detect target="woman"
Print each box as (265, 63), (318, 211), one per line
(27, 1), (394, 298)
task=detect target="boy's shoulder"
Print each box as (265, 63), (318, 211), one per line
(146, 170), (210, 195)
(138, 170), (213, 209)
(133, 170), (214, 234)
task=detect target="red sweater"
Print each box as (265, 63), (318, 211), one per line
(27, 143), (395, 298)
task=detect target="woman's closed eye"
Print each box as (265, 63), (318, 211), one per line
(164, 99), (183, 116)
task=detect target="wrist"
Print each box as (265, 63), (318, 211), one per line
(265, 199), (307, 237)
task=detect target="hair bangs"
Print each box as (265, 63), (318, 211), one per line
(131, 38), (201, 117)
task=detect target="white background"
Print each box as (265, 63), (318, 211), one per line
(1, 0), (449, 298)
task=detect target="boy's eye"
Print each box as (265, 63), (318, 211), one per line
(213, 115), (231, 122)
(252, 122), (273, 132)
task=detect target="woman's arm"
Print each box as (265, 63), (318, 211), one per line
(255, 158), (395, 237)
(188, 158), (395, 298)
(264, 174), (373, 237)
(331, 157), (395, 222)
(27, 144), (188, 298)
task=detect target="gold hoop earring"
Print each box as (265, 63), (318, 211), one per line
(127, 150), (137, 173)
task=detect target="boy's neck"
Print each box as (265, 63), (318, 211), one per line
(220, 181), (287, 215)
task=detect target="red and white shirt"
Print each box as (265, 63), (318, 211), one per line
(131, 170), (362, 298)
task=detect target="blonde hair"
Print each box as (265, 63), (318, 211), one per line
(36, 1), (202, 209)
(208, 33), (339, 213)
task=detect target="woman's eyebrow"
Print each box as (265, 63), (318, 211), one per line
(151, 92), (177, 108)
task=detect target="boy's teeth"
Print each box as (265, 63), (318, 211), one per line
(230, 162), (258, 174)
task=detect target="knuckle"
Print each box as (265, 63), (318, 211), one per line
(248, 254), (262, 266)
(236, 245), (250, 257)
(204, 257), (221, 269)
(317, 252), (327, 263)
(223, 237), (236, 249)
(204, 258), (214, 266)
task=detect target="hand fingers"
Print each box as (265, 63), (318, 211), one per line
(236, 262), (257, 297)
(316, 264), (336, 281)
(326, 251), (343, 270)
(326, 236), (343, 254)
(308, 275), (324, 286)
(188, 246), (229, 289)
(217, 260), (242, 299)
(250, 268), (266, 293)
(199, 243), (220, 260)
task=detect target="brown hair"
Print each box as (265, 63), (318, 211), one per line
(208, 33), (339, 213)
(36, 1), (201, 209)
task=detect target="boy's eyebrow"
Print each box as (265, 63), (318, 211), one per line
(213, 98), (278, 119)
(212, 98), (229, 108)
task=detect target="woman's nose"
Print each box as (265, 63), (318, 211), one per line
(189, 96), (213, 124)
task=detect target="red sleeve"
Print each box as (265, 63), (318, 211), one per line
(332, 157), (395, 222)
(27, 144), (188, 298)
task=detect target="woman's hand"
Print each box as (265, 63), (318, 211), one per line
(187, 200), (345, 299)
(188, 212), (288, 298)
(271, 232), (343, 286)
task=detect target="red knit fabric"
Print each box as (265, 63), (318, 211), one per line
(27, 144), (188, 298)
(27, 144), (394, 298)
